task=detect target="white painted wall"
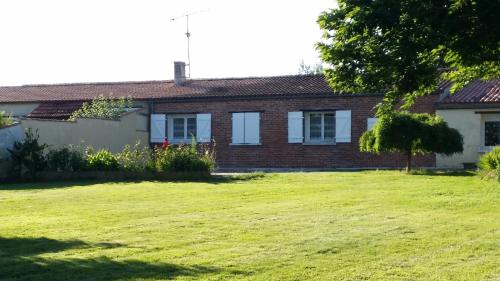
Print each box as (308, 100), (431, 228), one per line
(437, 108), (500, 168)
(0, 103), (39, 117)
(21, 109), (148, 153)
(0, 123), (23, 177)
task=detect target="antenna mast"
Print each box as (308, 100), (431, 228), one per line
(171, 10), (206, 78)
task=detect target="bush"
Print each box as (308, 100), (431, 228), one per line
(478, 147), (500, 181)
(154, 140), (215, 173)
(360, 112), (463, 172)
(86, 149), (120, 171)
(8, 129), (47, 179)
(46, 147), (85, 172)
(0, 111), (13, 128)
(69, 95), (133, 121)
(116, 142), (152, 172)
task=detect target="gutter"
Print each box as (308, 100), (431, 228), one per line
(437, 103), (500, 110)
(148, 101), (154, 147)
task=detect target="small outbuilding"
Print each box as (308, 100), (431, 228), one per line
(437, 79), (500, 169)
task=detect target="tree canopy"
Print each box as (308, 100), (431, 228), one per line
(298, 60), (324, 75)
(317, 0), (499, 113)
(360, 112), (463, 171)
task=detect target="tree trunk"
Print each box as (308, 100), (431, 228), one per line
(406, 151), (412, 173)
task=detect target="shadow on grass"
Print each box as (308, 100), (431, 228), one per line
(0, 173), (266, 190)
(0, 237), (245, 281)
(408, 169), (476, 177)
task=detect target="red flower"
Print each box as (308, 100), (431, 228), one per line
(162, 138), (170, 149)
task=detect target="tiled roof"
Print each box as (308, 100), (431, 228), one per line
(28, 102), (83, 120)
(441, 79), (500, 104)
(0, 75), (335, 103)
(0, 74), (483, 105)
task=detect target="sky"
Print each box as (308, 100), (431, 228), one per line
(0, 0), (335, 86)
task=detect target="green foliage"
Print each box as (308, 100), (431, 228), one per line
(154, 140), (215, 173)
(478, 147), (500, 181)
(116, 142), (153, 172)
(85, 149), (120, 171)
(46, 147), (85, 172)
(442, 0), (500, 93)
(69, 95), (133, 121)
(4, 132), (214, 179)
(360, 112), (463, 171)
(0, 111), (13, 128)
(317, 0), (499, 113)
(8, 129), (47, 179)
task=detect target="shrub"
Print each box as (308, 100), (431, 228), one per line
(86, 149), (120, 171)
(8, 129), (47, 179)
(116, 142), (152, 172)
(360, 112), (463, 172)
(0, 111), (13, 128)
(154, 140), (215, 173)
(46, 147), (85, 172)
(478, 147), (500, 181)
(69, 95), (133, 121)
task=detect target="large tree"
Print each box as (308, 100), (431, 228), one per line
(317, 0), (499, 113)
(441, 0), (500, 92)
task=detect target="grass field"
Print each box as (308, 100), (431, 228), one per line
(0, 171), (499, 281)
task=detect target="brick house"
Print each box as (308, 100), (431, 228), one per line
(1, 61), (479, 170)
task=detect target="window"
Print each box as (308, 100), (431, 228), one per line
(232, 112), (260, 144)
(305, 112), (335, 143)
(167, 114), (196, 142)
(150, 113), (211, 144)
(485, 121), (500, 146)
(367, 118), (378, 131)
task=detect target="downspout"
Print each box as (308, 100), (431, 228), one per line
(148, 101), (154, 148)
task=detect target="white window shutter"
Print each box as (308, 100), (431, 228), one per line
(232, 113), (245, 144)
(336, 110), (351, 143)
(244, 112), (260, 144)
(367, 118), (378, 131)
(288, 111), (304, 143)
(196, 113), (211, 142)
(150, 114), (166, 143)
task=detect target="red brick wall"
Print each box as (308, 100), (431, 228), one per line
(153, 94), (438, 169)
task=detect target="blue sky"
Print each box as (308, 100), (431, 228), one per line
(0, 0), (335, 86)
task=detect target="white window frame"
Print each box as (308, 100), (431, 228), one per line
(304, 111), (336, 144)
(167, 114), (197, 144)
(231, 112), (261, 145)
(481, 113), (500, 151)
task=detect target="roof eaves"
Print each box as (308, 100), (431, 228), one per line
(437, 102), (500, 110)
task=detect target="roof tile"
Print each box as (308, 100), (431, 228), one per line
(0, 75), (334, 103)
(28, 102), (83, 120)
(441, 79), (500, 104)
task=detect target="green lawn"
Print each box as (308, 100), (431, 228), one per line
(0, 171), (499, 281)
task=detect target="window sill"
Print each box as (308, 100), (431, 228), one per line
(230, 143), (262, 146)
(479, 146), (498, 153)
(170, 139), (195, 144)
(303, 142), (336, 146)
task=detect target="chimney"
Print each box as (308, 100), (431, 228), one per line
(174, 61), (186, 85)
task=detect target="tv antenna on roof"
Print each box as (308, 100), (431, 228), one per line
(171, 10), (207, 78)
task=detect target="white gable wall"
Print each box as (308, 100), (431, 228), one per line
(436, 108), (500, 168)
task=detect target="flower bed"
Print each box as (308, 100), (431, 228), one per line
(2, 129), (215, 182)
